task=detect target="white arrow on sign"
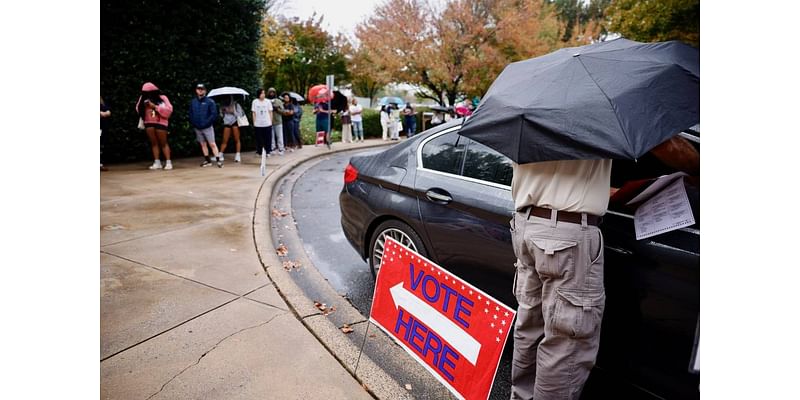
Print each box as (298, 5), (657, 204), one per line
(390, 283), (481, 365)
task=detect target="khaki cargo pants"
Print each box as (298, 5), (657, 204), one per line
(510, 209), (605, 400)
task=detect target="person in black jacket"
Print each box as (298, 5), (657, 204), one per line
(188, 83), (222, 168)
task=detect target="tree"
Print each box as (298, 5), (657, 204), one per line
(605, 0), (700, 47)
(347, 46), (391, 106)
(259, 15), (349, 97)
(356, 0), (564, 104)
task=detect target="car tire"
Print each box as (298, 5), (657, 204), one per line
(368, 220), (427, 278)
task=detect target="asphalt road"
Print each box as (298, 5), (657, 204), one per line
(291, 148), (515, 400)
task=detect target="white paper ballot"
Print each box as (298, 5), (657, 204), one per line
(633, 177), (695, 240)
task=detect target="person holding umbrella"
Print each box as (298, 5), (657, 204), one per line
(135, 82), (174, 170)
(457, 38), (700, 400)
(188, 83), (223, 168)
(313, 99), (333, 149)
(218, 95), (245, 163)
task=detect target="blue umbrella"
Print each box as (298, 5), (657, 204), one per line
(378, 96), (405, 107)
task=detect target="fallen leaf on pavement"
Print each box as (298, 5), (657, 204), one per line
(341, 324), (354, 334)
(282, 260), (302, 271)
(276, 244), (288, 256)
(313, 302), (336, 316)
(272, 208), (289, 217)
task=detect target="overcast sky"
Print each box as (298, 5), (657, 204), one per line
(274, 0), (385, 37)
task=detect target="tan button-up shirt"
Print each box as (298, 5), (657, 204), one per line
(511, 159), (612, 216)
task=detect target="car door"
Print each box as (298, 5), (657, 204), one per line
(413, 128), (517, 303)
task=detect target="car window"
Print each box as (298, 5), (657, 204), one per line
(420, 131), (466, 175)
(463, 139), (513, 186)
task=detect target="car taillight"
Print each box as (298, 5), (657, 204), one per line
(344, 163), (359, 184)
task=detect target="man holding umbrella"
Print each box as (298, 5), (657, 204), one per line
(458, 38), (700, 399)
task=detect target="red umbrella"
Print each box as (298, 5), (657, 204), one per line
(308, 84), (332, 103)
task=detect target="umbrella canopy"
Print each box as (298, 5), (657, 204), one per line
(207, 86), (249, 98)
(331, 90), (349, 112)
(286, 91), (305, 103)
(378, 96), (405, 107)
(458, 38), (699, 164)
(308, 84), (332, 103)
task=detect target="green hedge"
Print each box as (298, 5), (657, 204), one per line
(297, 106), (425, 144)
(100, 0), (265, 163)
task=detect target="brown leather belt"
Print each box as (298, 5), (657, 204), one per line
(521, 206), (602, 226)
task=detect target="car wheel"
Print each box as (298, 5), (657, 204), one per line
(368, 220), (427, 278)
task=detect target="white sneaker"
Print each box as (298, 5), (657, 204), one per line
(164, 161), (173, 170)
(219, 153), (225, 161)
(235, 153), (241, 163)
(279, 150), (285, 156)
(148, 160), (162, 170)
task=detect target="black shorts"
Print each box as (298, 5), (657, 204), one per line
(144, 123), (168, 131)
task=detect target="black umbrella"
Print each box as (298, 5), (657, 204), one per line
(330, 90), (349, 112)
(458, 38), (699, 164)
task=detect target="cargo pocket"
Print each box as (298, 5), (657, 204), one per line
(530, 238), (578, 278)
(551, 287), (605, 339)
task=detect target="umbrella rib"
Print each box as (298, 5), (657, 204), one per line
(576, 56), (634, 158)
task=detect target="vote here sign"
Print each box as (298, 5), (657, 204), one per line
(370, 238), (516, 400)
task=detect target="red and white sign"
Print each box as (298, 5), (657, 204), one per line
(370, 238), (516, 400)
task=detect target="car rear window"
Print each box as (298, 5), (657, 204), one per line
(463, 139), (513, 186)
(421, 131), (466, 175)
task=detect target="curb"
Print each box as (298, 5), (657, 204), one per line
(251, 142), (422, 399)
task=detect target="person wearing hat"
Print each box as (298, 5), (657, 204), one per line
(188, 83), (223, 168)
(135, 82), (174, 170)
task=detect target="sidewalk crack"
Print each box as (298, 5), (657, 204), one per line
(144, 313), (282, 400)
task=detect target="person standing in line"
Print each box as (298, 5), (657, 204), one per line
(380, 104), (389, 140)
(402, 103), (416, 138)
(389, 103), (401, 140)
(251, 88), (273, 158)
(349, 97), (364, 142)
(219, 95), (244, 163)
(291, 98), (304, 149)
(280, 93), (296, 152)
(188, 83), (223, 168)
(267, 88), (286, 156)
(100, 96), (111, 171)
(313, 100), (333, 149)
(340, 100), (353, 143)
(136, 82), (174, 170)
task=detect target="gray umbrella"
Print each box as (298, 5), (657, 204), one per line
(458, 38), (699, 164)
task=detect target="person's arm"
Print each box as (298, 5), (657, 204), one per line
(156, 96), (173, 119)
(649, 136), (700, 176)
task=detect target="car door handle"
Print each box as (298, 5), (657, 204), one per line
(426, 189), (452, 203)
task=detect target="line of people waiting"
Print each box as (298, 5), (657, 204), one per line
(130, 82), (306, 171)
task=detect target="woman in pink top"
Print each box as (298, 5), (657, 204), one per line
(136, 82), (174, 170)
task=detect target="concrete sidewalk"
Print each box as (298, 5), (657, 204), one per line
(100, 140), (390, 399)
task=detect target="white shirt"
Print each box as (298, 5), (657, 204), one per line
(251, 98), (273, 127)
(350, 104), (363, 122)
